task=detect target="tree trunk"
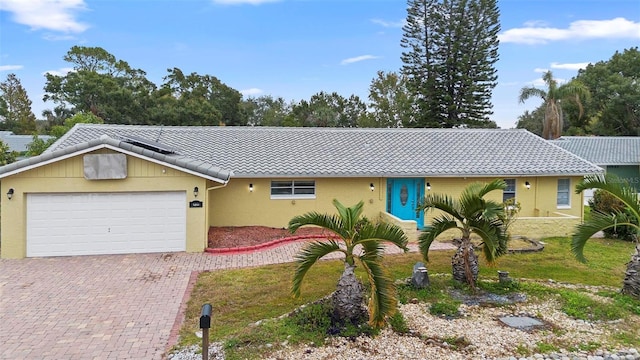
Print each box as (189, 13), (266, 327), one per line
(452, 238), (479, 288)
(621, 243), (640, 299)
(332, 263), (367, 324)
(544, 100), (562, 140)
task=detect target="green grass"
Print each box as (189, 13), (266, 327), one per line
(176, 237), (640, 357)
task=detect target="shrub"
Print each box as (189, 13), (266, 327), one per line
(589, 189), (638, 241)
(429, 300), (460, 317)
(388, 311), (409, 334)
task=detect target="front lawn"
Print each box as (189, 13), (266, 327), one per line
(175, 237), (639, 358)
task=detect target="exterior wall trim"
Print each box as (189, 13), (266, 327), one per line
(0, 144), (228, 183)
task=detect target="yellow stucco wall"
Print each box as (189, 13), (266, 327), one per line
(208, 178), (386, 229)
(206, 176), (585, 244)
(421, 177), (584, 239)
(2, 159), (587, 259)
(1, 149), (208, 259)
(510, 215), (581, 238)
(422, 176), (583, 218)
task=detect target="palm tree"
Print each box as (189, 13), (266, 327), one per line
(417, 179), (509, 289)
(518, 70), (590, 140)
(289, 199), (409, 328)
(572, 174), (640, 299)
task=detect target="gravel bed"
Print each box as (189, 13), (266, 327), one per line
(169, 282), (639, 360)
(167, 343), (225, 360)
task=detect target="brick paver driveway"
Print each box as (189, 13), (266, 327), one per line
(0, 242), (449, 359)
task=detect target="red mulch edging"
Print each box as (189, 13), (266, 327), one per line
(205, 235), (337, 255)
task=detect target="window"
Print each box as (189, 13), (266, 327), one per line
(503, 179), (516, 202)
(557, 178), (570, 207)
(270, 180), (316, 199)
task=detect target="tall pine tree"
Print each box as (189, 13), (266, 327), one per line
(401, 0), (500, 128)
(0, 73), (37, 134)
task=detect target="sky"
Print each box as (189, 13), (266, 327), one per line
(0, 0), (639, 129)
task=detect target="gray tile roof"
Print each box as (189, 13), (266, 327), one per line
(0, 134), (231, 183)
(550, 136), (640, 165)
(0, 131), (54, 153)
(41, 124), (602, 178)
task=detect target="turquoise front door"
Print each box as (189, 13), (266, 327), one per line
(386, 178), (425, 230)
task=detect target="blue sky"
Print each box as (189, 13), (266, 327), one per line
(1, 0), (639, 129)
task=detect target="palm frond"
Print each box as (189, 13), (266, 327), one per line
(558, 79), (591, 119)
(459, 180), (505, 218)
(291, 240), (343, 297)
(359, 255), (396, 328)
(288, 212), (348, 239)
(481, 200), (506, 221)
(572, 211), (639, 263)
(418, 193), (462, 221)
(576, 174), (640, 221)
(359, 237), (387, 259)
(518, 86), (547, 103)
(418, 215), (458, 262)
(470, 179), (507, 199)
(469, 218), (508, 263)
(332, 199), (364, 233)
(354, 223), (409, 252)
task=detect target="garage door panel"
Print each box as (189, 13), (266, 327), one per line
(27, 192), (187, 257)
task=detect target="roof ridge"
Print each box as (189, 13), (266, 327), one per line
(75, 124), (527, 132)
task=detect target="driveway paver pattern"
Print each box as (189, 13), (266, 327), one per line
(0, 241), (451, 359)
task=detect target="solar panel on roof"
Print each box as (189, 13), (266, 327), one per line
(121, 135), (177, 154)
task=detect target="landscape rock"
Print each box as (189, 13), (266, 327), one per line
(411, 262), (430, 288)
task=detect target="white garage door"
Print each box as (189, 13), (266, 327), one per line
(27, 192), (187, 257)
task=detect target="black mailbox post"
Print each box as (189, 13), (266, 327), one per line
(200, 303), (212, 360)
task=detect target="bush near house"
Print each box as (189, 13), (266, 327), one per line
(589, 189), (639, 241)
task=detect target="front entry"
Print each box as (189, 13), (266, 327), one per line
(387, 178), (425, 230)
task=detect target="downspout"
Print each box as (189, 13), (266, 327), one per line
(204, 173), (232, 249)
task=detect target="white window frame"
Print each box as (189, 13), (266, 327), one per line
(557, 178), (571, 209)
(270, 180), (316, 199)
(503, 179), (516, 203)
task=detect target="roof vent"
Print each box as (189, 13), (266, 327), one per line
(121, 135), (177, 154)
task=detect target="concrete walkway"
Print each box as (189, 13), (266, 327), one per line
(0, 241), (454, 360)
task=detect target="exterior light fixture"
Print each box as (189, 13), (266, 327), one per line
(193, 186), (199, 197)
(426, 182), (431, 191)
(6, 188), (14, 200)
(249, 183), (254, 192)
(525, 181), (531, 190)
(370, 183), (375, 191)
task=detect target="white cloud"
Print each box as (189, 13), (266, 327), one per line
(550, 62), (591, 71)
(0, 65), (24, 71)
(340, 55), (380, 65)
(212, 0), (280, 4)
(42, 67), (74, 76)
(240, 88), (263, 96)
(0, 0), (89, 33)
(499, 17), (640, 44)
(370, 18), (405, 28)
(522, 20), (549, 28)
(534, 68), (549, 73)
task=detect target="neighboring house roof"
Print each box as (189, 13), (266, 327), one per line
(550, 136), (640, 166)
(0, 131), (54, 153)
(0, 134), (231, 183)
(41, 124), (602, 178)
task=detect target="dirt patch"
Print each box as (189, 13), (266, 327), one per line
(207, 226), (332, 249)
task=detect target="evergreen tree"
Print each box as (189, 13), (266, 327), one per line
(365, 71), (414, 128)
(574, 47), (640, 136)
(43, 46), (157, 125)
(400, 0), (500, 128)
(0, 73), (37, 134)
